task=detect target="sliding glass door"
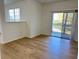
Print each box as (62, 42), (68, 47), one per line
(52, 11), (75, 39)
(61, 12), (74, 39)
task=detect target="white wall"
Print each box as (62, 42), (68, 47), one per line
(0, 0), (5, 43)
(71, 13), (78, 41)
(3, 0), (42, 44)
(74, 13), (78, 41)
(29, 0), (42, 37)
(42, 0), (78, 35)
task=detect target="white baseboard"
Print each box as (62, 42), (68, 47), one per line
(1, 36), (26, 44)
(1, 34), (49, 44)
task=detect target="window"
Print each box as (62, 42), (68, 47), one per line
(8, 8), (20, 22)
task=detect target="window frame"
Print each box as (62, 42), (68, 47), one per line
(8, 8), (20, 22)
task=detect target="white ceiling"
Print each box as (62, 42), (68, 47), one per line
(36, 0), (68, 3)
(4, 0), (23, 4)
(4, 0), (71, 4)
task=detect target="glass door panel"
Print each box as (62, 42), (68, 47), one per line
(52, 13), (63, 37)
(64, 13), (74, 39)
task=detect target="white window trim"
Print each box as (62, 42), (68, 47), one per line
(7, 8), (21, 22)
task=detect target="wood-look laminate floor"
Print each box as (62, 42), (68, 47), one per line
(1, 36), (78, 59)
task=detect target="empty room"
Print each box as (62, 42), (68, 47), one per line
(0, 0), (78, 59)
